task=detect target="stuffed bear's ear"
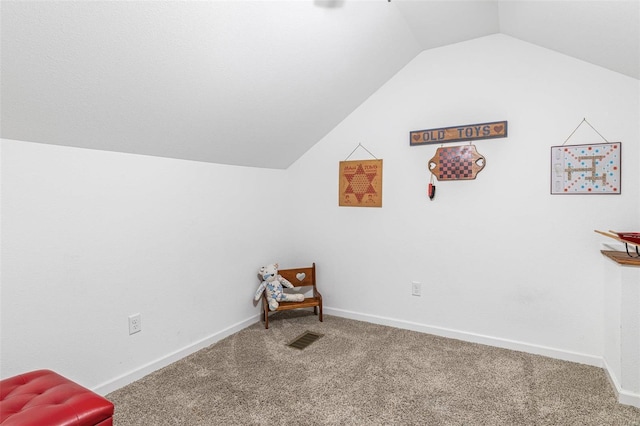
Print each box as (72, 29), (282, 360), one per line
(258, 266), (265, 274)
(274, 263), (279, 269)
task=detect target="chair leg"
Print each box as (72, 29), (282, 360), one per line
(319, 304), (323, 322)
(314, 306), (318, 316)
(262, 299), (269, 329)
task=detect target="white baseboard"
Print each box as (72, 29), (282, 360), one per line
(92, 314), (260, 396)
(325, 307), (602, 367)
(602, 357), (640, 409)
(618, 389), (640, 409)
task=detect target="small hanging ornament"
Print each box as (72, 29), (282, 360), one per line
(428, 172), (436, 200)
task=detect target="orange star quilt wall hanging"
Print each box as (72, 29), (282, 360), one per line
(339, 159), (383, 207)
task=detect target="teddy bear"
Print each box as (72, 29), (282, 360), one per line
(254, 263), (304, 311)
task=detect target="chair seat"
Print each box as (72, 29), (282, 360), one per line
(275, 296), (321, 311)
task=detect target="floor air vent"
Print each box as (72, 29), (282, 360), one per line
(287, 331), (323, 350)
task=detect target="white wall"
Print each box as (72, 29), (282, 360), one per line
(285, 34), (639, 362)
(0, 139), (286, 392)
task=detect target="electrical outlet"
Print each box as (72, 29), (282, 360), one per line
(128, 313), (142, 335)
(412, 281), (421, 296)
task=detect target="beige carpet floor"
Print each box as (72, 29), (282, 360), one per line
(107, 311), (640, 425)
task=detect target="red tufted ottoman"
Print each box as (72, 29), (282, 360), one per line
(0, 369), (114, 426)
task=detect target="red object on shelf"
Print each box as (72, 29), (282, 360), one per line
(616, 232), (640, 245)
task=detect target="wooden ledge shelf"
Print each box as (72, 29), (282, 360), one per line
(601, 250), (640, 267)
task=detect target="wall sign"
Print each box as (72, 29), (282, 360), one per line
(339, 159), (382, 207)
(410, 121), (508, 146)
(550, 143), (621, 194)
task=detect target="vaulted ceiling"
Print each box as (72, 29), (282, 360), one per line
(2, 1), (638, 168)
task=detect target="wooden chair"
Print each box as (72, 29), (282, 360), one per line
(261, 263), (323, 329)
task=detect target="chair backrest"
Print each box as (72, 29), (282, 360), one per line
(278, 263), (316, 288)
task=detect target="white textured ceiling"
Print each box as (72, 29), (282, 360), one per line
(1, 1), (638, 168)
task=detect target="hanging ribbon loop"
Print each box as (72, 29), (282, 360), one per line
(344, 143), (378, 161)
(562, 118), (609, 145)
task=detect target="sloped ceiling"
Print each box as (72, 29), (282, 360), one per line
(1, 1), (638, 169)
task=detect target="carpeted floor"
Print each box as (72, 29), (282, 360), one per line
(107, 311), (640, 425)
